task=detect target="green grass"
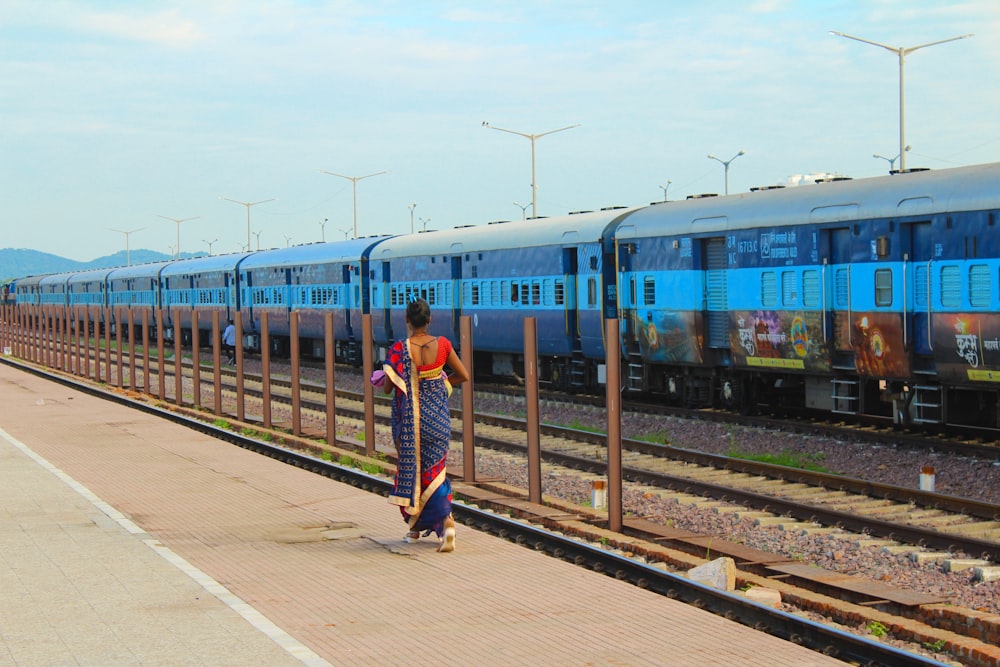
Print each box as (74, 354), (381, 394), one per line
(866, 620), (888, 638)
(633, 431), (671, 445)
(559, 418), (605, 434)
(727, 446), (830, 473)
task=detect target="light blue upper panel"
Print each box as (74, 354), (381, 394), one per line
(613, 162), (1000, 241)
(238, 237), (392, 270)
(370, 208), (638, 261)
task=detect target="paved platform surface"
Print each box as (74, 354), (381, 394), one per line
(0, 361), (843, 666)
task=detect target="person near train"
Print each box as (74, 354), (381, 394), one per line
(222, 319), (237, 364)
(374, 298), (469, 552)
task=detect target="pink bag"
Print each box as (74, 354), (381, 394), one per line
(369, 370), (386, 388)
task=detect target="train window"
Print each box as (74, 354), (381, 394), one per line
(643, 276), (655, 306)
(940, 265), (960, 307)
(510, 282), (519, 305)
(761, 272), (777, 307)
(781, 272), (797, 306)
(874, 269), (892, 307)
(969, 265), (990, 307)
(471, 284), (479, 306)
(554, 280), (565, 306)
(491, 281), (500, 306)
(531, 281), (541, 305)
(802, 270), (819, 307)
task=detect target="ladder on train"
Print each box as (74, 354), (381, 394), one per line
(569, 354), (587, 389)
(831, 378), (860, 415)
(911, 385), (944, 424)
(626, 352), (644, 392)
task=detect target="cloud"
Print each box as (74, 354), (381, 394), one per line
(77, 8), (205, 47)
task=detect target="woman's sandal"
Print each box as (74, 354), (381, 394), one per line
(404, 531), (421, 543)
(438, 526), (456, 553)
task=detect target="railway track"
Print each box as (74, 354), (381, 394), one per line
(7, 353), (999, 665)
(225, 371), (1000, 565)
(20, 346), (1000, 562)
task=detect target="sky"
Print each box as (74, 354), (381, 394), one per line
(2, 1), (998, 262)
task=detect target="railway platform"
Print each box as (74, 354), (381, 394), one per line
(0, 361), (843, 666)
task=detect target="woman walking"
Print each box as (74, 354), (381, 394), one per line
(378, 299), (469, 552)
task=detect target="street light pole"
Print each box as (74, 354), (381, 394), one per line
(659, 180), (673, 202)
(514, 202), (530, 220)
(707, 150), (746, 195)
(220, 197), (276, 251)
(319, 170), (388, 239)
(107, 227), (145, 266)
(320, 218), (328, 242)
(873, 145), (910, 173)
(156, 215), (200, 259)
(482, 121), (580, 219)
(419, 217), (431, 233)
(831, 31), (973, 173)
(203, 238), (218, 255)
(408, 203), (416, 234)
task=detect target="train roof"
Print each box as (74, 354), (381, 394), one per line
(66, 267), (115, 286)
(14, 274), (48, 289)
(613, 162), (1000, 239)
(238, 237), (393, 270)
(106, 260), (174, 281)
(369, 208), (638, 260)
(158, 251), (253, 277)
(38, 271), (77, 288)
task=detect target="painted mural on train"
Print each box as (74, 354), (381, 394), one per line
(632, 310), (703, 364)
(848, 311), (909, 378)
(729, 310), (830, 372)
(933, 313), (1000, 383)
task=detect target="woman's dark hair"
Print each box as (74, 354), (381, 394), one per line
(406, 298), (431, 328)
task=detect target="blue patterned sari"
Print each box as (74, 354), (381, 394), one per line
(383, 338), (454, 537)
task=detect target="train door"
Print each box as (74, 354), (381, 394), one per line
(906, 221), (934, 357)
(829, 227), (852, 358)
(563, 248), (579, 342)
(451, 256), (463, 344)
(242, 270), (254, 331)
(342, 264), (355, 339)
(224, 270), (235, 323)
(615, 240), (636, 342)
(379, 261), (392, 343)
(704, 237), (729, 354)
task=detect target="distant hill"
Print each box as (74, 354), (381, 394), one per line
(0, 248), (206, 282)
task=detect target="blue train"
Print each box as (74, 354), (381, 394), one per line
(11, 161), (1000, 428)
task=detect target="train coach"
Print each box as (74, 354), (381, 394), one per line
(106, 260), (173, 338)
(610, 162), (1000, 428)
(159, 252), (252, 345)
(367, 207), (637, 389)
(236, 237), (391, 363)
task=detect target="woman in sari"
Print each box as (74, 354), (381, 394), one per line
(379, 299), (469, 552)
